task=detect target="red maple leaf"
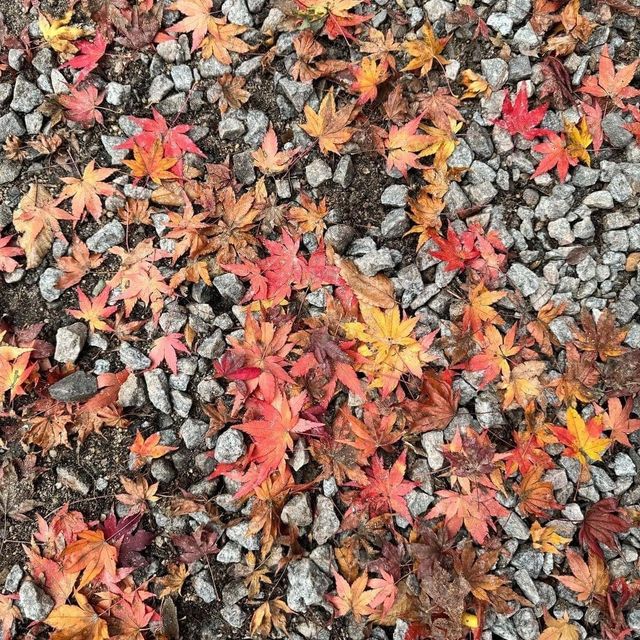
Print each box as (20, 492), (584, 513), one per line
(430, 227), (479, 271)
(0, 235), (23, 273)
(493, 85), (549, 140)
(58, 83), (104, 126)
(148, 332), (189, 375)
(580, 44), (640, 109)
(261, 232), (307, 302)
(230, 391), (322, 497)
(579, 498), (631, 559)
(346, 450), (417, 524)
(531, 132), (577, 182)
(61, 32), (108, 82)
(427, 486), (509, 544)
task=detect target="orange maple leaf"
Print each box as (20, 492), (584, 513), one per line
(59, 160), (116, 222)
(402, 21), (449, 76)
(252, 127), (297, 175)
(350, 58), (389, 104)
(168, 0), (215, 50)
(384, 113), (431, 177)
(462, 281), (506, 333)
(327, 571), (378, 621)
(45, 592), (108, 640)
(301, 89), (355, 155)
(68, 286), (117, 333)
(201, 17), (249, 64)
(129, 430), (178, 469)
(62, 529), (118, 588)
(467, 324), (521, 386)
(555, 548), (609, 602)
(123, 140), (178, 184)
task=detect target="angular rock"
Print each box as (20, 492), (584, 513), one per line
(49, 371), (97, 402)
(143, 370), (172, 414)
(18, 581), (54, 621)
(312, 495), (340, 545)
(54, 322), (88, 364)
(214, 428), (246, 463)
(10, 75), (43, 112)
(286, 559), (331, 612)
(86, 221), (125, 253)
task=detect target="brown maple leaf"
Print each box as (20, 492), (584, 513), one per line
(573, 307), (627, 361)
(301, 88), (355, 155)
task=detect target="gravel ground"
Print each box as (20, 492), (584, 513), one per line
(1, 0), (640, 639)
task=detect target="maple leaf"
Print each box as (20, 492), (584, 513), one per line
(564, 116), (592, 167)
(494, 85), (548, 139)
(59, 160), (116, 222)
(530, 521), (571, 554)
(129, 430), (178, 469)
(420, 117), (462, 169)
(291, 30), (326, 81)
(540, 612), (580, 640)
(532, 132), (577, 182)
(148, 333), (190, 374)
(45, 592), (108, 640)
(62, 529), (118, 588)
(402, 21), (449, 76)
(301, 89), (355, 155)
(351, 58), (389, 104)
(596, 396), (640, 447)
(580, 44), (640, 109)
(403, 369), (459, 432)
(579, 498), (630, 559)
(430, 227), (478, 272)
(427, 486), (509, 544)
(573, 307), (627, 361)
(156, 563), (189, 598)
(58, 83), (104, 126)
(296, 0), (372, 40)
(201, 17), (250, 63)
(406, 189), (444, 248)
(344, 305), (429, 396)
(208, 72), (251, 114)
(38, 10), (84, 57)
(555, 548), (609, 602)
(56, 236), (104, 291)
(368, 569), (397, 617)
(61, 31), (108, 82)
(168, 0), (215, 50)
(467, 324), (521, 386)
(288, 192), (328, 238)
(12, 183), (74, 269)
(250, 599), (293, 637)
(347, 450), (417, 523)
(123, 140), (178, 184)
(460, 69), (491, 100)
(0, 235), (23, 273)
(252, 127), (296, 175)
(68, 286), (117, 333)
(527, 300), (567, 356)
(0, 594), (20, 640)
(552, 408), (611, 468)
(462, 281), (506, 333)
(500, 360), (546, 409)
(514, 467), (561, 518)
(231, 391), (322, 497)
(328, 571), (378, 621)
(359, 27), (399, 69)
(581, 99), (603, 151)
(116, 476), (159, 513)
(384, 113), (431, 177)
(172, 526), (220, 564)
(102, 510), (154, 568)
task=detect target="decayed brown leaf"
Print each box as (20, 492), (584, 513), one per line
(335, 256), (396, 309)
(12, 184), (74, 269)
(573, 308), (627, 361)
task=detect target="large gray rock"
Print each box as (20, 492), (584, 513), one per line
(179, 417), (209, 449)
(286, 559), (331, 612)
(86, 221), (125, 253)
(143, 369), (172, 414)
(0, 112), (25, 142)
(214, 428), (246, 463)
(18, 581), (54, 621)
(49, 371), (97, 402)
(312, 495), (340, 545)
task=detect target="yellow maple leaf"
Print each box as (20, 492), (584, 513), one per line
(460, 69), (492, 100)
(344, 304), (428, 395)
(420, 117), (463, 170)
(301, 89), (355, 154)
(45, 592), (108, 640)
(565, 117), (592, 166)
(402, 21), (449, 76)
(39, 11), (85, 58)
(552, 407), (611, 467)
(351, 57), (389, 104)
(530, 521), (571, 554)
(406, 188), (444, 248)
(540, 612), (580, 640)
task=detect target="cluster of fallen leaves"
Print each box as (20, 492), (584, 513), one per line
(2, 1), (640, 639)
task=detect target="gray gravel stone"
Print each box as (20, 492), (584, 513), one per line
(120, 342), (152, 370)
(221, 604), (246, 628)
(179, 417), (209, 449)
(312, 495), (340, 545)
(10, 75), (43, 112)
(214, 429), (246, 463)
(324, 224), (355, 253)
(279, 77), (313, 111)
(101, 136), (129, 164)
(233, 150), (256, 185)
(306, 158), (332, 187)
(222, 0), (254, 26)
(0, 112), (25, 141)
(118, 374), (146, 407)
(583, 190), (614, 209)
(86, 220), (125, 253)
(421, 431), (444, 470)
(0, 160), (22, 184)
(354, 248), (395, 276)
(287, 559), (332, 612)
(219, 116), (246, 140)
(213, 273), (246, 303)
(18, 581), (54, 621)
(381, 184), (408, 207)
(507, 263), (540, 296)
(198, 57), (232, 78)
(143, 370), (172, 414)
(148, 74), (174, 104)
(602, 112), (634, 148)
(333, 155), (355, 187)
(226, 521), (260, 550)
(57, 466), (91, 495)
(281, 494), (313, 527)
(380, 208), (410, 239)
(49, 371), (97, 402)
(481, 58), (509, 89)
(105, 82), (130, 106)
(171, 64), (193, 91)
(54, 322), (87, 363)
